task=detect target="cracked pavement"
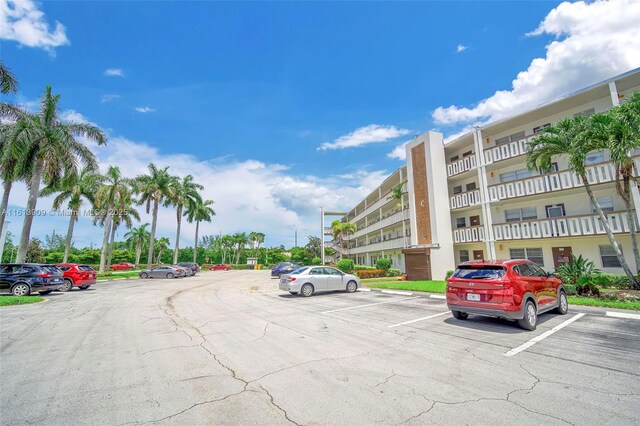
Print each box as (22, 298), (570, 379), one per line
(1, 270), (638, 425)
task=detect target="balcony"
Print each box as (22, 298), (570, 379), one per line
(493, 211), (630, 241)
(348, 236), (409, 255)
(484, 137), (528, 164)
(488, 162), (616, 202)
(450, 189), (481, 210)
(352, 209), (408, 239)
(447, 155), (477, 177)
(453, 226), (485, 244)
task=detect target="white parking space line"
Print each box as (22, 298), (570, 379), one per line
(504, 313), (585, 357)
(322, 297), (416, 314)
(430, 295), (446, 300)
(388, 311), (449, 328)
(357, 288), (371, 292)
(381, 290), (413, 296)
(606, 311), (640, 320)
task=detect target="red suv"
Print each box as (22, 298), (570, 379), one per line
(110, 262), (135, 271)
(55, 264), (97, 291)
(446, 259), (568, 330)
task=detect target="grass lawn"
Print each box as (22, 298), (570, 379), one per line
(361, 277), (402, 282)
(0, 296), (45, 307)
(364, 281), (447, 294)
(568, 297), (640, 311)
(97, 271), (141, 280)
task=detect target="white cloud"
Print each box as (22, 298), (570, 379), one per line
(100, 94), (120, 103)
(456, 44), (467, 53)
(134, 106), (155, 113)
(318, 124), (410, 151)
(0, 0), (68, 53)
(104, 68), (124, 77)
(432, 0), (640, 125)
(387, 141), (411, 161)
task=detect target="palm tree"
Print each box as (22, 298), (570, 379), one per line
(387, 180), (408, 247)
(169, 175), (203, 264)
(331, 220), (356, 260)
(0, 86), (107, 263)
(0, 61), (18, 94)
(252, 232), (265, 258)
(232, 232), (248, 264)
(155, 237), (171, 264)
(95, 166), (131, 272)
(185, 199), (215, 263)
(133, 163), (177, 268)
(220, 234), (234, 263)
(124, 224), (150, 267)
(106, 197), (140, 267)
(527, 116), (638, 287)
(39, 167), (103, 262)
(0, 123), (32, 238)
(588, 100), (640, 278)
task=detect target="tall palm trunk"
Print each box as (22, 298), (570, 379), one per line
(193, 221), (200, 263)
(106, 222), (117, 266)
(622, 170), (640, 277)
(63, 208), (78, 263)
(98, 209), (113, 272)
(173, 206), (182, 264)
(135, 242), (142, 267)
(147, 200), (159, 268)
(583, 176), (639, 287)
(16, 159), (43, 263)
(0, 179), (12, 238)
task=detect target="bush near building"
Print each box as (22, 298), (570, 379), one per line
(337, 259), (355, 273)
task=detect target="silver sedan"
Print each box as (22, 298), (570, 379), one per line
(279, 266), (360, 297)
(139, 265), (185, 279)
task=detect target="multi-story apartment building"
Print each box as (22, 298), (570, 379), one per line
(339, 68), (640, 280)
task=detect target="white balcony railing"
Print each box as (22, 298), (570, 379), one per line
(493, 212), (630, 241)
(352, 210), (408, 239)
(450, 189), (481, 210)
(488, 162), (616, 202)
(453, 226), (485, 243)
(348, 237), (409, 255)
(484, 137), (529, 164)
(447, 155), (477, 177)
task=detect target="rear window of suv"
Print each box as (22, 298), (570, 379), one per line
(79, 265), (95, 271)
(452, 266), (506, 280)
(40, 265), (62, 274)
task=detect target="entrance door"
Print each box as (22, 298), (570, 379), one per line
(402, 248), (431, 281)
(552, 247), (573, 269)
(473, 250), (484, 260)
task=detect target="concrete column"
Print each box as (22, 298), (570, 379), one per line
(474, 127), (497, 260)
(609, 82), (620, 107)
(320, 207), (325, 265)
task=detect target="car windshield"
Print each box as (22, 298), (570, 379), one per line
(291, 267), (309, 275)
(452, 266), (506, 280)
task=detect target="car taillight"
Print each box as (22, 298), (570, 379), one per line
(289, 277), (296, 281)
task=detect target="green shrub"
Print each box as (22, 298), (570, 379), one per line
(445, 270), (454, 280)
(575, 276), (601, 296)
(354, 265), (376, 271)
(311, 257), (322, 265)
(355, 269), (386, 279)
(600, 273), (633, 289)
(388, 268), (402, 277)
(375, 258), (392, 272)
(337, 259), (355, 273)
(563, 284), (577, 296)
(556, 255), (599, 286)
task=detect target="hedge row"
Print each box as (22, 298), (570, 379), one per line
(355, 269), (387, 279)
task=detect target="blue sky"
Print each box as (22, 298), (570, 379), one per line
(2, 0), (640, 249)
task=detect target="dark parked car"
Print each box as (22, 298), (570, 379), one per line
(0, 264), (64, 296)
(271, 262), (303, 278)
(446, 259), (568, 331)
(177, 262), (199, 275)
(55, 263), (97, 291)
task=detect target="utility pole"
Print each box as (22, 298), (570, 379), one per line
(294, 226), (297, 248)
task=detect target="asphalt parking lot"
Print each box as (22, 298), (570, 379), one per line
(1, 270), (638, 425)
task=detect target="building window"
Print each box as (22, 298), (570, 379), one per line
(510, 248), (544, 266)
(592, 196), (614, 213)
(453, 185), (463, 194)
(450, 155), (459, 162)
(600, 245), (622, 268)
(500, 168), (533, 183)
(505, 207), (537, 222)
(533, 123), (551, 134)
(456, 218), (466, 229)
(585, 151), (605, 165)
(545, 204), (566, 218)
(460, 250), (469, 263)
(466, 182), (477, 191)
(495, 131), (526, 146)
(462, 150), (473, 157)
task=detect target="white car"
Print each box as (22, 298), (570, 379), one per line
(279, 266), (360, 297)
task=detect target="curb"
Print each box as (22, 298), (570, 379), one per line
(359, 287), (446, 300)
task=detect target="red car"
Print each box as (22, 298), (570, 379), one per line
(55, 264), (97, 291)
(446, 259), (568, 330)
(210, 264), (231, 271)
(110, 262), (136, 271)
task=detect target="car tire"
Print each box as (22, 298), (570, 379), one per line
(140, 272), (148, 279)
(79, 285), (91, 290)
(518, 300), (538, 331)
(346, 281), (357, 293)
(166, 273), (174, 279)
(300, 283), (314, 297)
(451, 310), (468, 320)
(555, 290), (568, 315)
(11, 283), (30, 296)
(38, 290), (53, 295)
(289, 291), (298, 295)
(59, 279), (73, 292)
